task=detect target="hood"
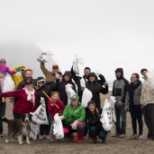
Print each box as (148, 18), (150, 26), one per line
(115, 68), (124, 79)
(37, 77), (46, 87)
(88, 72), (97, 79)
(62, 71), (72, 78)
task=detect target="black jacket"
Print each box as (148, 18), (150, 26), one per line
(86, 81), (108, 108)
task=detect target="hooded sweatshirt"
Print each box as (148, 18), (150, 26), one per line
(112, 68), (129, 104)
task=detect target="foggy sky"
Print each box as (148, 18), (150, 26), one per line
(0, 0), (154, 81)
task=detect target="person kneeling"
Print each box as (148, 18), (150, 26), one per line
(87, 100), (107, 143)
(60, 94), (86, 143)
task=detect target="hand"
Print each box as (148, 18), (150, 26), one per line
(125, 105), (129, 111)
(71, 120), (78, 130)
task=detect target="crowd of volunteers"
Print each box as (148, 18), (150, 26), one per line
(0, 56), (154, 144)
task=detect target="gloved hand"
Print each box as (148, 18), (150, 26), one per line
(71, 120), (78, 130)
(59, 115), (64, 120)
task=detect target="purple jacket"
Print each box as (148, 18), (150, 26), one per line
(0, 65), (15, 76)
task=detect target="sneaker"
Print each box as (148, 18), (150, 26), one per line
(39, 135), (44, 139)
(138, 134), (143, 139)
(130, 134), (137, 139)
(0, 134), (3, 138)
(118, 134), (125, 138)
(46, 135), (50, 140)
(112, 133), (119, 137)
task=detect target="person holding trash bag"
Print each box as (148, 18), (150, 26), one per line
(87, 100), (108, 143)
(60, 94), (86, 143)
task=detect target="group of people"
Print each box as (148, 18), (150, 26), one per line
(0, 57), (154, 144)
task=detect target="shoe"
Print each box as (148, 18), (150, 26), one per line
(91, 135), (97, 143)
(39, 135), (44, 139)
(69, 134), (74, 142)
(130, 134), (137, 139)
(77, 132), (84, 143)
(112, 133), (119, 137)
(0, 134), (3, 138)
(118, 134), (125, 138)
(46, 135), (50, 140)
(138, 134), (143, 139)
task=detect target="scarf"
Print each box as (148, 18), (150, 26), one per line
(23, 88), (35, 107)
(129, 80), (141, 105)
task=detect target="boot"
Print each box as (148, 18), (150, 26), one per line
(69, 134), (74, 142)
(77, 132), (84, 143)
(92, 135), (97, 143)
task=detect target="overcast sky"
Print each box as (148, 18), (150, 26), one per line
(0, 0), (154, 81)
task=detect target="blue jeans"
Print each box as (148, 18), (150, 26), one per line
(0, 101), (6, 134)
(89, 126), (107, 140)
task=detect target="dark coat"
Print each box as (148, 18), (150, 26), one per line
(86, 81), (108, 108)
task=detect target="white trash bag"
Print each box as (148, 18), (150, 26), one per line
(31, 97), (49, 125)
(65, 84), (75, 104)
(72, 54), (84, 75)
(37, 51), (54, 63)
(3, 74), (15, 92)
(53, 113), (64, 139)
(81, 88), (93, 107)
(100, 96), (116, 131)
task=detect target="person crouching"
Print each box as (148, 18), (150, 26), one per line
(87, 100), (108, 143)
(60, 94), (86, 143)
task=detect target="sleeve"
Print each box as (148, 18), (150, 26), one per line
(63, 105), (69, 118)
(59, 100), (65, 111)
(77, 107), (86, 122)
(125, 91), (130, 106)
(48, 99), (54, 112)
(6, 66), (16, 75)
(0, 90), (20, 97)
(97, 74), (107, 86)
(40, 62), (49, 76)
(121, 79), (129, 103)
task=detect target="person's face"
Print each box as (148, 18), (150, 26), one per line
(38, 81), (45, 87)
(116, 72), (121, 78)
(25, 84), (34, 91)
(52, 67), (59, 73)
(88, 104), (96, 112)
(131, 74), (138, 83)
(0, 62), (6, 66)
(64, 75), (70, 81)
(52, 93), (59, 102)
(142, 71), (148, 77)
(25, 71), (33, 78)
(84, 69), (91, 76)
(89, 76), (96, 82)
(71, 99), (79, 106)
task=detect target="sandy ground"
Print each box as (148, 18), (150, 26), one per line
(1, 93), (154, 154)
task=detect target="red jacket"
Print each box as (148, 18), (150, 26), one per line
(1, 89), (38, 114)
(48, 98), (65, 118)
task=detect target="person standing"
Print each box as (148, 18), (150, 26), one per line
(112, 68), (129, 137)
(140, 69), (154, 141)
(125, 73), (143, 139)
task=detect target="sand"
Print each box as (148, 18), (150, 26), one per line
(0, 93), (154, 154)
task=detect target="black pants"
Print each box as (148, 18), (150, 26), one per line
(0, 101), (6, 134)
(142, 104), (154, 139)
(129, 105), (143, 135)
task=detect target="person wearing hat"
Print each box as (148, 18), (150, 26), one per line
(60, 94), (86, 143)
(35, 76), (57, 140)
(56, 71), (76, 106)
(40, 62), (62, 82)
(87, 100), (107, 143)
(86, 72), (108, 109)
(0, 79), (38, 119)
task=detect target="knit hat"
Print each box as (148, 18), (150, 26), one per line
(0, 58), (6, 64)
(52, 64), (59, 69)
(71, 94), (79, 100)
(88, 100), (96, 107)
